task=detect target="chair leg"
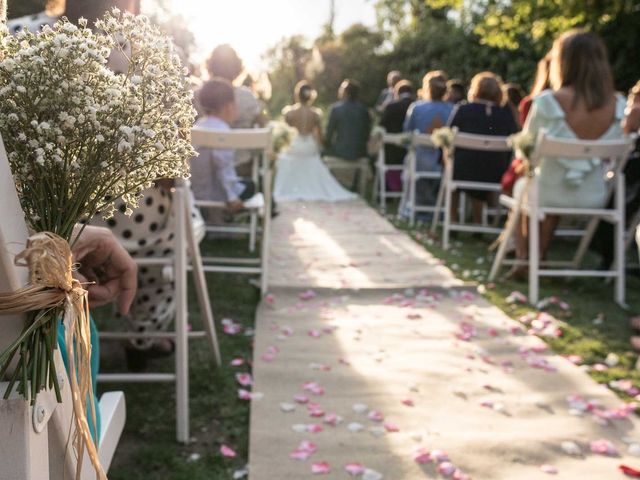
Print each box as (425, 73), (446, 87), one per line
(409, 170), (416, 227)
(260, 168), (272, 296)
(443, 181), (452, 250)
(430, 173), (445, 233)
(372, 165), (379, 205)
(183, 189), (222, 366)
(173, 188), (190, 443)
(615, 174), (626, 306)
(489, 207), (520, 281)
(249, 211), (257, 253)
(571, 217), (599, 269)
(528, 195), (540, 306)
(380, 167), (387, 214)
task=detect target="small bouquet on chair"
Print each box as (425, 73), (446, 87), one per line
(431, 127), (455, 149)
(0, 10), (195, 478)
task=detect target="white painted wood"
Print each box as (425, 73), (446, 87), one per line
(98, 392), (126, 471)
(489, 132), (635, 305)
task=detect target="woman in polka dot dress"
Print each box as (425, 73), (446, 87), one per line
(91, 183), (204, 369)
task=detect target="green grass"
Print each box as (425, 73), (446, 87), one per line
(94, 237), (259, 480)
(391, 214), (640, 402)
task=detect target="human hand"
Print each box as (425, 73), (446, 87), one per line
(227, 200), (245, 212)
(72, 225), (137, 314)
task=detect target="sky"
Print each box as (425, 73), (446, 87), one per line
(165, 0), (378, 70)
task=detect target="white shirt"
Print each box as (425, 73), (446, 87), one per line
(190, 116), (245, 202)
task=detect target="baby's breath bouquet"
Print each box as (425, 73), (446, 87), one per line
(507, 131), (536, 162)
(270, 120), (295, 156)
(431, 126), (455, 149)
(0, 9), (195, 477)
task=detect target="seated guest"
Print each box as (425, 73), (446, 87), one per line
(447, 71), (519, 224)
(191, 78), (256, 213)
(445, 79), (466, 105)
(504, 83), (525, 127)
(401, 71), (454, 218)
(325, 79), (372, 162)
(511, 30), (626, 276)
(375, 70), (402, 113)
(379, 79), (414, 191)
(203, 44), (268, 176)
(519, 54), (551, 126)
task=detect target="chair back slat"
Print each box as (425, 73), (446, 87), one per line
(534, 132), (635, 162)
(382, 132), (409, 147)
(452, 132), (512, 152)
(191, 127), (272, 150)
(412, 133), (436, 148)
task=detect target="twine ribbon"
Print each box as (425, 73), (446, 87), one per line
(0, 232), (106, 480)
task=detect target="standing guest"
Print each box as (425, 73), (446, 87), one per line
(375, 70), (402, 113)
(447, 72), (519, 224)
(519, 54), (551, 126)
(379, 79), (414, 192)
(510, 30), (626, 277)
(445, 79), (466, 105)
(504, 83), (525, 127)
(401, 71), (454, 219)
(203, 44), (268, 175)
(191, 78), (256, 212)
(325, 79), (372, 162)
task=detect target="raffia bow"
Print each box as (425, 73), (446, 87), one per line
(0, 232), (106, 480)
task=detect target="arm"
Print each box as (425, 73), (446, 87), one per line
(623, 106), (640, 134)
(212, 148), (243, 209)
(403, 103), (415, 132)
(325, 107), (337, 151)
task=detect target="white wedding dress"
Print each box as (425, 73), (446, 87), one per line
(274, 134), (358, 202)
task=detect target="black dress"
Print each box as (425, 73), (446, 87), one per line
(448, 102), (519, 199)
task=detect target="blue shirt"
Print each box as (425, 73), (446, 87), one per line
(404, 101), (454, 171)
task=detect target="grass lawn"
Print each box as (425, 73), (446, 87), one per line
(94, 237), (259, 480)
(392, 214), (640, 403)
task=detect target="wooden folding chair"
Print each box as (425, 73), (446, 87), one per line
(371, 131), (408, 213)
(190, 127), (273, 295)
(431, 130), (512, 249)
(489, 132), (636, 306)
(0, 137), (125, 478)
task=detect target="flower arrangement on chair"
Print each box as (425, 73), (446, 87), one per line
(430, 126), (455, 150)
(0, 9), (196, 478)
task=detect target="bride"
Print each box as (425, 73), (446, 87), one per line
(273, 81), (358, 202)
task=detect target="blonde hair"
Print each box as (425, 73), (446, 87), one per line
(468, 71), (504, 105)
(630, 80), (640, 103)
(421, 70), (448, 101)
(549, 29), (614, 111)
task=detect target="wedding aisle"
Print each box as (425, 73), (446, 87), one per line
(248, 200), (640, 479)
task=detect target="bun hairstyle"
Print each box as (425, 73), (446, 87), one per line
(295, 80), (317, 104)
(422, 70), (448, 101)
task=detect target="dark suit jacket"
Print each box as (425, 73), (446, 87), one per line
(379, 95), (413, 165)
(325, 100), (372, 160)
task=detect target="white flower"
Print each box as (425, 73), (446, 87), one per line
(95, 134), (105, 142)
(15, 85), (26, 93)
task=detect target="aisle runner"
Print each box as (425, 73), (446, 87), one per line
(249, 201), (640, 479)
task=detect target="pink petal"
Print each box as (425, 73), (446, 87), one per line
(308, 329), (322, 338)
(431, 450), (450, 462)
(220, 444), (236, 458)
(590, 439), (618, 456)
(238, 389), (251, 400)
(261, 353), (276, 362)
(294, 394), (310, 404)
(540, 464), (558, 475)
(265, 293), (275, 304)
(290, 449), (312, 461)
(367, 410), (384, 422)
(235, 373), (252, 386)
(345, 463), (366, 475)
(308, 423), (324, 433)
(384, 422), (399, 432)
(401, 398), (415, 407)
(298, 440), (317, 453)
(413, 447), (432, 464)
(230, 358), (244, 366)
(437, 461), (456, 476)
(311, 462), (330, 474)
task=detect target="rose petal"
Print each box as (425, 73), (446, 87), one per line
(311, 461), (330, 474)
(384, 422), (399, 432)
(235, 373), (252, 386)
(345, 463), (366, 475)
(437, 461), (456, 476)
(230, 358), (244, 366)
(220, 444), (236, 458)
(367, 410), (384, 422)
(540, 464), (558, 474)
(402, 398), (415, 407)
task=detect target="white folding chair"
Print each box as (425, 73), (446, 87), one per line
(191, 128), (271, 253)
(0, 137), (125, 477)
(190, 127), (273, 296)
(98, 183), (222, 443)
(323, 155), (369, 196)
(404, 132), (445, 226)
(489, 132), (636, 306)
(432, 130), (512, 249)
(371, 131), (408, 213)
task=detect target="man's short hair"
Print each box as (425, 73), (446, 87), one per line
(198, 78), (235, 113)
(341, 79), (361, 100)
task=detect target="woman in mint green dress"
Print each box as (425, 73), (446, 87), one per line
(512, 29), (626, 265)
